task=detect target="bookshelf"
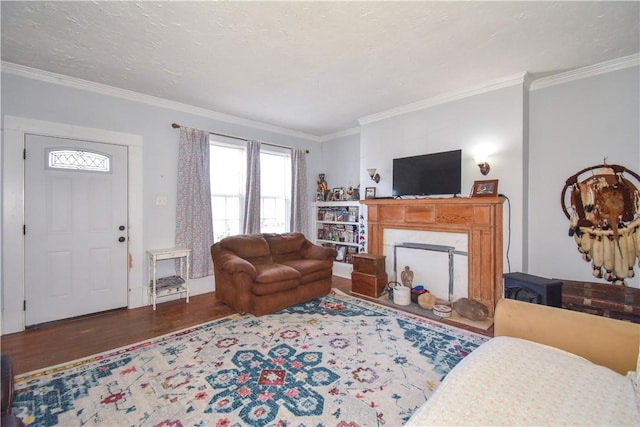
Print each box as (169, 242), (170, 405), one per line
(315, 201), (366, 278)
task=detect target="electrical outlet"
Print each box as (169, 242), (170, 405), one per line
(156, 196), (168, 206)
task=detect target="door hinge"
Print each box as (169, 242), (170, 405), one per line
(23, 224), (26, 235)
(23, 300), (26, 311)
(23, 149), (26, 160)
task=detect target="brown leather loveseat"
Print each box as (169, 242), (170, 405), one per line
(211, 232), (337, 316)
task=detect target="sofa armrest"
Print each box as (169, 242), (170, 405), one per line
(211, 247), (257, 278)
(494, 298), (640, 375)
(300, 241), (338, 261)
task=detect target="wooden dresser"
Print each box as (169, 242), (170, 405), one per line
(361, 197), (504, 316)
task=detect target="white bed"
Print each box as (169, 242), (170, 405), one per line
(406, 336), (639, 426)
(406, 297), (640, 427)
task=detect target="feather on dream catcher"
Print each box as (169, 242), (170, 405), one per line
(561, 162), (640, 285)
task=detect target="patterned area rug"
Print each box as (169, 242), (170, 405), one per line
(13, 289), (488, 427)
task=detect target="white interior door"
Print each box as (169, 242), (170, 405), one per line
(24, 134), (129, 325)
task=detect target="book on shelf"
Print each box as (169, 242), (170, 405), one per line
(344, 228), (354, 244)
(347, 206), (358, 222)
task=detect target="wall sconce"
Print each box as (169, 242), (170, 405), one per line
(474, 155), (491, 176)
(367, 168), (380, 183)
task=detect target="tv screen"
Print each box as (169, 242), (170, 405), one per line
(392, 149), (462, 197)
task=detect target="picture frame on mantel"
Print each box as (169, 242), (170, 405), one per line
(365, 187), (376, 199)
(472, 179), (499, 197)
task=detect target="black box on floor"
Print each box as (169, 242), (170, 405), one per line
(503, 272), (563, 307)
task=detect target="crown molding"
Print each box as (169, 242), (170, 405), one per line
(1, 61), (322, 142)
(5, 53), (636, 141)
(358, 72), (527, 126)
(523, 72), (534, 90)
(530, 54), (640, 91)
(318, 126), (361, 142)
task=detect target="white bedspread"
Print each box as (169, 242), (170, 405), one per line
(406, 336), (639, 426)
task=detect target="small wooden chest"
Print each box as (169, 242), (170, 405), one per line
(351, 271), (388, 298)
(352, 253), (386, 275)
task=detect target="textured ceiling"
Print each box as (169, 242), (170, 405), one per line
(2, 1), (639, 137)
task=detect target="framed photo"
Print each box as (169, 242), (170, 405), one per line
(472, 179), (499, 197)
(332, 187), (344, 201)
(365, 187), (376, 199)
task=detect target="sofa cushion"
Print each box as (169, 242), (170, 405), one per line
(220, 234), (273, 265)
(264, 232), (306, 263)
(252, 264), (301, 296)
(254, 263), (301, 284)
(252, 279), (301, 296)
(283, 259), (333, 276)
(299, 268), (333, 285)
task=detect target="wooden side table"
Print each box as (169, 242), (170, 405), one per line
(147, 248), (191, 310)
(351, 253), (387, 298)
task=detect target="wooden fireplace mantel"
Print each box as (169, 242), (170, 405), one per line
(361, 197), (504, 316)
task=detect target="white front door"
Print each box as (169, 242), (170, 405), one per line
(24, 135), (129, 326)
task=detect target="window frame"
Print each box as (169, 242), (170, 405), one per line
(209, 138), (292, 242)
(210, 139), (246, 242)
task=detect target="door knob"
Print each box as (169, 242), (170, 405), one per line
(118, 236), (126, 242)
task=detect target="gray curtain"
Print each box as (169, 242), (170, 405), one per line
(290, 148), (309, 236)
(243, 140), (261, 234)
(175, 127), (214, 279)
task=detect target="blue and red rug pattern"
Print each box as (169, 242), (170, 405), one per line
(13, 290), (487, 426)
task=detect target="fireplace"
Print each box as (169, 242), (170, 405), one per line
(361, 197), (504, 316)
(503, 272), (563, 308)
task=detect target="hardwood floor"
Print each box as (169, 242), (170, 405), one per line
(1, 276), (491, 375)
(1, 277), (351, 375)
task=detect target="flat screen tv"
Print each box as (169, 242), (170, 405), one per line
(392, 149), (462, 197)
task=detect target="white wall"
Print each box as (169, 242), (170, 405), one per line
(529, 64), (640, 287)
(322, 58), (640, 289)
(1, 70), (322, 333)
(317, 132), (361, 195)
(358, 82), (526, 273)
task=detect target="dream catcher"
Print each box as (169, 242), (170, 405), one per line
(561, 162), (640, 285)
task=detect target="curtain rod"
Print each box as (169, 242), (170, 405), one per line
(171, 123), (309, 153)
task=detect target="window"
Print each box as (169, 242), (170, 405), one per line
(260, 151), (291, 233)
(46, 149), (111, 172)
(210, 140), (291, 242)
(210, 144), (244, 242)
